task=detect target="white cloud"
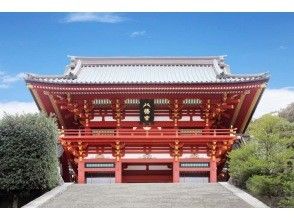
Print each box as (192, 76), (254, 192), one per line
(130, 30), (146, 38)
(0, 101), (38, 118)
(0, 84), (9, 89)
(253, 87), (294, 118)
(63, 13), (126, 23)
(0, 71), (27, 89)
(278, 45), (287, 50)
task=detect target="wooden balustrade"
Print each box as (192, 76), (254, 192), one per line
(60, 128), (236, 137)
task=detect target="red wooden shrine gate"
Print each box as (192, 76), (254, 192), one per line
(25, 56), (269, 183)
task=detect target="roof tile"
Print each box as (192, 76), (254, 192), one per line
(25, 57), (270, 84)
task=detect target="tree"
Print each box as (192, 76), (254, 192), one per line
(228, 142), (269, 188)
(228, 114), (294, 207)
(279, 102), (294, 123)
(0, 113), (60, 207)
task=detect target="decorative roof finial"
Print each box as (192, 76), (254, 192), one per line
(67, 55), (77, 70)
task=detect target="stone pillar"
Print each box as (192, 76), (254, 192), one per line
(210, 159), (217, 183)
(77, 159), (85, 184)
(115, 159), (122, 183)
(173, 159), (180, 183)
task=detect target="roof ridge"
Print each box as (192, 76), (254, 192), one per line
(68, 55), (227, 60)
(80, 63), (214, 66)
(67, 56), (224, 71)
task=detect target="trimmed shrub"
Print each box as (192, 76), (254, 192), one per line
(0, 113), (59, 207)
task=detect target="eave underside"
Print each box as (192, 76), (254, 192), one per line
(26, 80), (268, 134)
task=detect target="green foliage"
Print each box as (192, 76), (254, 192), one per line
(228, 113), (294, 207)
(0, 113), (59, 198)
(279, 102), (294, 123)
(228, 142), (268, 188)
(278, 172), (294, 208)
(247, 175), (281, 196)
(246, 173), (294, 207)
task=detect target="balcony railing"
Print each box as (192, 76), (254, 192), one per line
(60, 128), (236, 138)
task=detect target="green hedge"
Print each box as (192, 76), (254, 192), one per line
(0, 113), (60, 207)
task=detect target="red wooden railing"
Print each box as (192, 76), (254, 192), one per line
(60, 128), (236, 137)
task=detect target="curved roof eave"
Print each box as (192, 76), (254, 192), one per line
(24, 74), (269, 85)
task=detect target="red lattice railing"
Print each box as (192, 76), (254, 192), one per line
(60, 128), (236, 137)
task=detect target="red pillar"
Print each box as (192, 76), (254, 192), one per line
(77, 159), (85, 184)
(173, 159), (180, 183)
(115, 159), (122, 183)
(210, 159), (217, 183)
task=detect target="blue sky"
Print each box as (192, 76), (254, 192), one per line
(0, 13), (293, 116)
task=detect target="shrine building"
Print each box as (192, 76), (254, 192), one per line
(25, 56), (269, 184)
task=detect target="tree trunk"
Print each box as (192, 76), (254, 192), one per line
(12, 194), (19, 208)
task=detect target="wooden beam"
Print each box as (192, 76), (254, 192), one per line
(88, 120), (207, 128)
(230, 92), (248, 127)
(27, 85), (47, 113)
(240, 84), (266, 133)
(46, 92), (66, 127)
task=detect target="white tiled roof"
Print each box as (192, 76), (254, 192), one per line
(25, 56), (269, 84)
(76, 65), (219, 83)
